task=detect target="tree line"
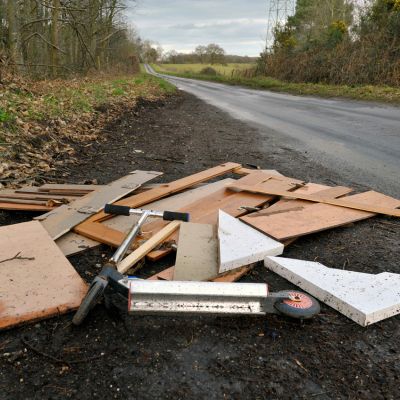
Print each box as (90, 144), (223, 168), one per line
(161, 44), (256, 65)
(0, 0), (140, 78)
(260, 0), (400, 86)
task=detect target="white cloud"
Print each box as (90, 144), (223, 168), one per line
(127, 0), (271, 56)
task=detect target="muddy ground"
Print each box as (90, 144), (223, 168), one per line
(0, 92), (399, 400)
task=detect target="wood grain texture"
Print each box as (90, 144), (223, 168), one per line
(117, 221), (181, 274)
(241, 191), (400, 241)
(57, 179), (234, 256)
(0, 202), (55, 212)
(145, 173), (296, 260)
(37, 171), (161, 240)
(148, 264), (254, 282)
(73, 163), (241, 245)
(0, 221), (87, 330)
(173, 223), (218, 281)
(230, 183), (400, 217)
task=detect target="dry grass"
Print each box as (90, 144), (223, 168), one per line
(0, 72), (175, 187)
(156, 63), (255, 76)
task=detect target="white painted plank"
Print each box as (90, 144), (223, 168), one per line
(218, 210), (283, 273)
(264, 256), (400, 326)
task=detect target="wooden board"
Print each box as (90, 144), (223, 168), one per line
(173, 223), (219, 281)
(264, 185), (353, 215)
(117, 221), (181, 274)
(0, 221), (87, 330)
(57, 179), (235, 256)
(230, 183), (400, 217)
(0, 203), (55, 212)
(148, 264), (253, 282)
(35, 170), (162, 240)
(233, 167), (284, 177)
(145, 174), (297, 260)
(241, 191), (400, 241)
(39, 183), (103, 191)
(0, 193), (77, 201)
(73, 163), (241, 244)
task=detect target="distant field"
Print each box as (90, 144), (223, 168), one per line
(156, 63), (255, 76)
(150, 63), (400, 104)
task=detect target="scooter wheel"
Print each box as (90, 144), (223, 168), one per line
(72, 278), (108, 326)
(274, 290), (320, 320)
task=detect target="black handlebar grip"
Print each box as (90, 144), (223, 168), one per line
(163, 211), (190, 222)
(104, 204), (131, 216)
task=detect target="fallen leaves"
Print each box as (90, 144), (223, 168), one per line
(0, 72), (170, 187)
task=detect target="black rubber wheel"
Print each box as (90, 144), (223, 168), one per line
(274, 290), (320, 320)
(72, 278), (108, 326)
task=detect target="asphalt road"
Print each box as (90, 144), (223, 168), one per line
(146, 65), (400, 197)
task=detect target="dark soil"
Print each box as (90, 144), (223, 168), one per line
(0, 92), (399, 400)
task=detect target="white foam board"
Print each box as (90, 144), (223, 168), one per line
(265, 256), (400, 326)
(218, 210), (283, 273)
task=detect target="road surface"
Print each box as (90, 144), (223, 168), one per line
(145, 65), (400, 197)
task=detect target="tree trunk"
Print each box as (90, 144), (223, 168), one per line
(51, 0), (60, 77)
(7, 0), (23, 68)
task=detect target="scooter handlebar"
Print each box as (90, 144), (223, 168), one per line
(104, 204), (131, 216)
(163, 211), (190, 222)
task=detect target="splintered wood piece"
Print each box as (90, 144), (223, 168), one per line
(148, 267), (175, 281)
(230, 183), (400, 217)
(73, 163), (241, 244)
(211, 265), (254, 282)
(148, 264), (254, 282)
(173, 223), (219, 281)
(117, 221), (181, 274)
(0, 221), (87, 330)
(36, 170), (162, 240)
(241, 191), (400, 241)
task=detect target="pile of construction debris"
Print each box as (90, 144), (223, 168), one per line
(1, 162), (399, 331)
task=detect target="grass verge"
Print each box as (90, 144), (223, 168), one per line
(0, 73), (176, 187)
(153, 64), (400, 105)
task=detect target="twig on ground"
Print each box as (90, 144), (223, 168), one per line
(21, 338), (104, 366)
(0, 252), (35, 264)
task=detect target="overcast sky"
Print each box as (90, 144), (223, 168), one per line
(128, 0), (270, 56)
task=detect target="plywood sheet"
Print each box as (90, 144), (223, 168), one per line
(0, 221), (87, 330)
(173, 223), (218, 281)
(145, 173), (295, 260)
(36, 170), (162, 240)
(230, 182), (400, 218)
(241, 191), (400, 241)
(264, 184), (352, 215)
(57, 179), (234, 256)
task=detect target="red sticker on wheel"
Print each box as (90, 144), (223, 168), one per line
(282, 292), (313, 309)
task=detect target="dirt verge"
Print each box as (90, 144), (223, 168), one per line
(0, 92), (399, 400)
